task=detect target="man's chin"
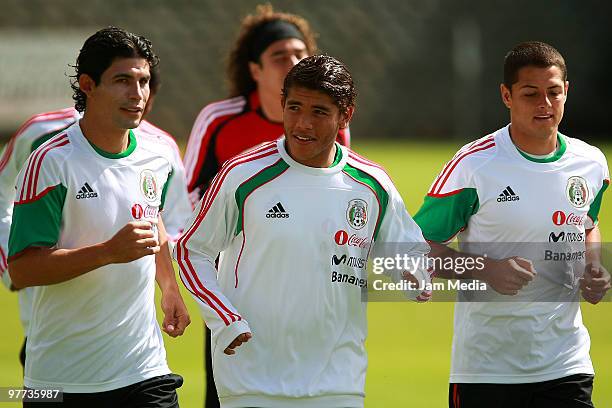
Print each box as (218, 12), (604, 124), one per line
(117, 118), (142, 130)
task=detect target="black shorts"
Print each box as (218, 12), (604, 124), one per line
(23, 373), (183, 408)
(449, 374), (594, 408)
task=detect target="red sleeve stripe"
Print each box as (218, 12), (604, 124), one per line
(429, 135), (494, 194)
(0, 109), (76, 173)
(15, 184), (59, 205)
(0, 246), (7, 275)
(426, 188), (465, 198)
(20, 134), (69, 202)
(177, 268), (232, 325)
(183, 98), (246, 182)
(176, 144), (278, 325)
(430, 138), (495, 195)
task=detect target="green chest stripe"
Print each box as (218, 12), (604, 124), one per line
(234, 159), (290, 235)
(414, 188), (479, 242)
(342, 164), (389, 242)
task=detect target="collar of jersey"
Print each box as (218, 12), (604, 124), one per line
(505, 125), (566, 163)
(86, 130), (137, 159)
(277, 137), (347, 175)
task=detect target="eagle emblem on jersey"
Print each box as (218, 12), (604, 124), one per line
(140, 170), (158, 202)
(347, 199), (368, 230)
(566, 176), (589, 208)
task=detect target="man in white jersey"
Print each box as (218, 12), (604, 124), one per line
(174, 55), (431, 408)
(8, 27), (190, 407)
(0, 66), (191, 371)
(414, 41), (610, 408)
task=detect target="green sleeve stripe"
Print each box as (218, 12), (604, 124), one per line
(342, 163), (389, 242)
(234, 159), (290, 235)
(160, 168), (174, 210)
(30, 126), (71, 152)
(587, 179), (609, 225)
(9, 184), (67, 257)
(414, 188), (479, 242)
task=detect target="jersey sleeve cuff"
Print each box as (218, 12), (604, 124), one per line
(212, 319), (251, 353)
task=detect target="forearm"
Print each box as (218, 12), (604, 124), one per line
(585, 225), (602, 266)
(8, 244), (111, 289)
(155, 216), (179, 293)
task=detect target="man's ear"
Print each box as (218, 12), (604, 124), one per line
(339, 106), (355, 129)
(500, 83), (512, 109)
(248, 61), (262, 83)
(78, 74), (96, 97)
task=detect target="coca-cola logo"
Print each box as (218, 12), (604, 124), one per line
(334, 230), (370, 248)
(132, 204), (144, 219)
(131, 204), (159, 220)
(552, 210), (586, 226)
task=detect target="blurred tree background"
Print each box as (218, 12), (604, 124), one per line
(0, 0), (610, 142)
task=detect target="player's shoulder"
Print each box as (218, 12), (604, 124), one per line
(217, 141), (282, 188)
(454, 130), (499, 164)
(13, 107), (79, 144)
(192, 96), (247, 131)
(563, 133), (607, 166)
(344, 147), (396, 191)
(23, 123), (76, 179)
(135, 120), (180, 156)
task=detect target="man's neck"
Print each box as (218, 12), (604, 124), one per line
(258, 89), (283, 123)
(509, 125), (557, 155)
(80, 113), (130, 154)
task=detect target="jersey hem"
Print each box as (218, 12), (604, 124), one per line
(449, 364), (595, 384)
(24, 365), (171, 393)
(219, 394), (364, 408)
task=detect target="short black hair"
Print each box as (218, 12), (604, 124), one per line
(503, 41), (567, 89)
(71, 26), (159, 112)
(282, 55), (356, 114)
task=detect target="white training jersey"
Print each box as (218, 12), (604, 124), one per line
(9, 122), (174, 392)
(174, 138), (429, 408)
(0, 107), (191, 334)
(414, 125), (609, 383)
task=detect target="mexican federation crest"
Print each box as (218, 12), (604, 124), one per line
(566, 176), (589, 208)
(140, 170), (159, 202)
(347, 199), (368, 230)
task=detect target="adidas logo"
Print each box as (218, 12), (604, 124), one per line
(497, 186), (519, 202)
(76, 182), (98, 199)
(266, 202), (289, 218)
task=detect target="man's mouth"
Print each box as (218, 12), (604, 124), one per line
(294, 134), (315, 142)
(122, 107), (143, 114)
(534, 114), (553, 121)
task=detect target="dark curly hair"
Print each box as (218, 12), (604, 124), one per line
(227, 4), (318, 97)
(503, 41), (567, 90)
(282, 55), (357, 114)
(71, 26), (159, 112)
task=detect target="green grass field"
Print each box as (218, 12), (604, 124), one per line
(0, 140), (610, 407)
